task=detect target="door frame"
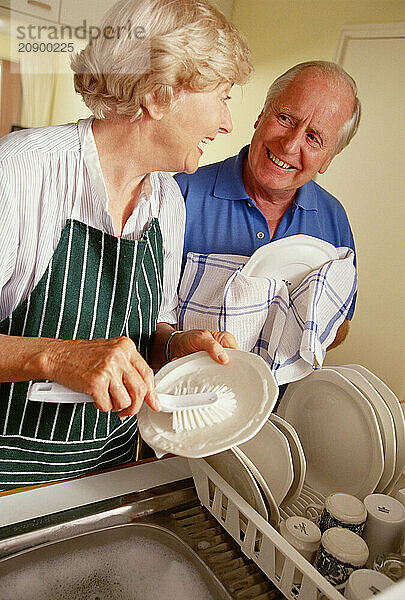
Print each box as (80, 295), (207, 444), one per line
(335, 21), (405, 63)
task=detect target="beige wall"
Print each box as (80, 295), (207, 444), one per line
(319, 29), (404, 400)
(50, 67), (91, 125)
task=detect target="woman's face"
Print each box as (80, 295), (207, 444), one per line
(156, 82), (233, 174)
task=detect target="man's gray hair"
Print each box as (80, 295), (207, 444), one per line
(263, 61), (361, 154)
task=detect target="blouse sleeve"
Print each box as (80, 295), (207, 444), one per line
(0, 163), (19, 303)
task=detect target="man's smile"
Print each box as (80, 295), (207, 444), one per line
(266, 148), (295, 170)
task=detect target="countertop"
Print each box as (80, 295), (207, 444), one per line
(0, 456), (191, 528)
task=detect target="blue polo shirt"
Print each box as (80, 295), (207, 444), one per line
(175, 145), (356, 319)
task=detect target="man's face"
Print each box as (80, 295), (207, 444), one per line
(244, 70), (355, 197)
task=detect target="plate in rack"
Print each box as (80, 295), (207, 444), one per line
(278, 369), (384, 499)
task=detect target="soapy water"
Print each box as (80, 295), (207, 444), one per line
(0, 533), (216, 600)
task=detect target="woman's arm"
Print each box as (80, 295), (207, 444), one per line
(0, 327), (238, 420)
(0, 333), (159, 414)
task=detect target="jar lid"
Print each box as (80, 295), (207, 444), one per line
(280, 517), (321, 552)
(325, 493), (367, 524)
(364, 494), (405, 523)
(346, 569), (393, 598)
(321, 527), (369, 566)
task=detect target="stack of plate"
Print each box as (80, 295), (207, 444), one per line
(277, 365), (404, 506)
(203, 415), (308, 529)
(197, 364), (403, 532)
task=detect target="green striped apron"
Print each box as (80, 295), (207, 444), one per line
(0, 161), (163, 491)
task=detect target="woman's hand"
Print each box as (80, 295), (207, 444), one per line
(44, 336), (159, 417)
(167, 329), (239, 364)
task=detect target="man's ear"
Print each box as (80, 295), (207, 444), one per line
(319, 141), (347, 173)
(318, 153), (336, 174)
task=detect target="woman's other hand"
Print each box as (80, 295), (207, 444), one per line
(167, 329), (239, 364)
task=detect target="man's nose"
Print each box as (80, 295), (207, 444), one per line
(219, 105), (233, 135)
(280, 128), (302, 153)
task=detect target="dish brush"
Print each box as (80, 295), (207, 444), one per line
(27, 381), (237, 432)
(165, 383), (236, 433)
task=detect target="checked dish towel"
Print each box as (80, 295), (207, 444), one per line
(177, 246), (357, 386)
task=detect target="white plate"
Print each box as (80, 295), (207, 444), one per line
(277, 369), (384, 499)
(240, 234), (338, 292)
(346, 364), (405, 494)
(204, 448), (268, 521)
(236, 420), (294, 506)
(269, 414), (306, 506)
(232, 446), (280, 528)
(138, 349), (278, 459)
(327, 366), (396, 493)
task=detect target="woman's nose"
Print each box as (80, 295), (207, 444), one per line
(219, 105), (233, 135)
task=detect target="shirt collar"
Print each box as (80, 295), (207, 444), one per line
(213, 145), (251, 200)
(293, 180), (318, 211)
(212, 144), (317, 211)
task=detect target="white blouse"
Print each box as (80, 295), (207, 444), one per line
(0, 117), (185, 325)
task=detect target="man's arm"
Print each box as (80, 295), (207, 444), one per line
(327, 319), (350, 350)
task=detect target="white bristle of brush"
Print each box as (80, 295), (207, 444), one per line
(171, 383), (236, 433)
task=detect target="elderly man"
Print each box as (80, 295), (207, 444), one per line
(175, 61), (360, 349)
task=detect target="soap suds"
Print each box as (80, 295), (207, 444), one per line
(0, 531), (216, 600)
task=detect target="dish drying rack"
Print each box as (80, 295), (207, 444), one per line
(280, 484), (327, 522)
(190, 458), (345, 600)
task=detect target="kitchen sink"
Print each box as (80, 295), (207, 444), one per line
(0, 478), (282, 600)
(0, 522), (224, 600)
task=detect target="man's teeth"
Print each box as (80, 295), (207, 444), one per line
(198, 137), (214, 150)
(267, 149), (293, 169)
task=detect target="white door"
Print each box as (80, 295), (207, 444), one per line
(320, 23), (405, 400)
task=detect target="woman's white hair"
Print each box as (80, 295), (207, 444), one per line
(71, 0), (253, 121)
(263, 61), (361, 154)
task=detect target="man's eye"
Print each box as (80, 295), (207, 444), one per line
(307, 133), (321, 146)
(278, 114), (291, 125)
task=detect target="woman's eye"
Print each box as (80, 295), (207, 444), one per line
(222, 96), (231, 103)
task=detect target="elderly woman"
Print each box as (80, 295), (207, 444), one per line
(0, 0), (252, 490)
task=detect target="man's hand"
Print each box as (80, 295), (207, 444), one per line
(327, 319), (350, 350)
(168, 329), (239, 364)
